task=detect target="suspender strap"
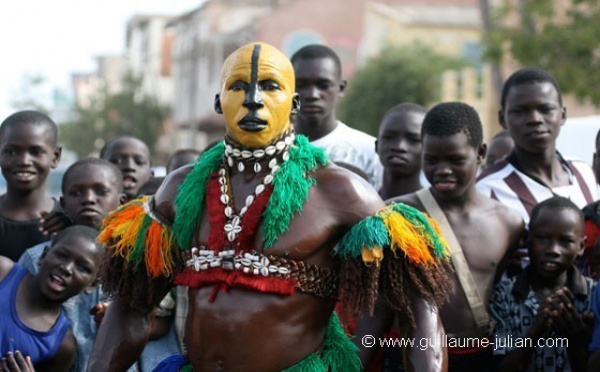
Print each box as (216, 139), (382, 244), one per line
(416, 188), (494, 333)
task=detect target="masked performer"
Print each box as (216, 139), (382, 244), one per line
(88, 43), (452, 372)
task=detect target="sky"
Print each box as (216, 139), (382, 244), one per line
(0, 0), (203, 118)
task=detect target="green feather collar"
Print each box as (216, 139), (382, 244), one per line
(173, 135), (328, 250)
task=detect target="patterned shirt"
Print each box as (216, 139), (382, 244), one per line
(477, 153), (596, 224)
(490, 267), (595, 371)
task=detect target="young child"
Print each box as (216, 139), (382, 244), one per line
(376, 103), (427, 199)
(0, 225), (104, 371)
(357, 102), (524, 370)
(490, 196), (595, 371)
(18, 157), (123, 372)
(166, 149), (200, 174)
(0, 111), (62, 261)
(99, 135), (153, 201)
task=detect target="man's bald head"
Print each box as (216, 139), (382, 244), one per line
(215, 42), (299, 148)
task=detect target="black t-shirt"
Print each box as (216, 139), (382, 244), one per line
(0, 201), (58, 261)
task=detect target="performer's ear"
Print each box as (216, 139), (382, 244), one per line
(214, 94), (223, 114)
(291, 93), (300, 114)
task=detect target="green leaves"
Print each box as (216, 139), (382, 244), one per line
(338, 44), (466, 136)
(61, 74), (169, 157)
(483, 0), (600, 105)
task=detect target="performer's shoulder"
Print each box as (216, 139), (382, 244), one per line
(313, 163), (384, 221)
(154, 164), (194, 222)
(386, 192), (424, 212)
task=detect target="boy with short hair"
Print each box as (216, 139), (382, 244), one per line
(376, 103), (427, 199)
(477, 67), (597, 223)
(19, 158), (123, 372)
(100, 135), (153, 201)
(0, 225), (104, 371)
(490, 196), (595, 371)
(359, 102), (524, 370)
(0, 110), (62, 261)
(291, 44), (383, 188)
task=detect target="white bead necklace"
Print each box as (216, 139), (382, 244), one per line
(220, 132), (294, 243)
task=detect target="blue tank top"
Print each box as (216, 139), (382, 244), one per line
(0, 263), (70, 364)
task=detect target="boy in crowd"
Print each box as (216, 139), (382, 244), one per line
(484, 131), (513, 168)
(490, 196), (595, 371)
(19, 158), (178, 371)
(376, 103), (427, 199)
(100, 135), (153, 201)
(0, 225), (104, 371)
(477, 67), (597, 223)
(19, 158), (123, 372)
(358, 102), (523, 370)
(291, 44), (383, 188)
(0, 111), (62, 261)
(166, 149), (200, 174)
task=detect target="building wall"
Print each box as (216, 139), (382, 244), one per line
(255, 0), (371, 77)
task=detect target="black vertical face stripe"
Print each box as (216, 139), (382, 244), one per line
(250, 44), (261, 85)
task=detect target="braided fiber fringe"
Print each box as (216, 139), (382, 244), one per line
(337, 202), (453, 321)
(99, 197), (181, 313)
(283, 312), (361, 372)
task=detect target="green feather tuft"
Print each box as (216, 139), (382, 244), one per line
(130, 215), (152, 266)
(337, 215), (390, 259)
(282, 353), (326, 372)
(282, 312), (360, 371)
(320, 312), (361, 372)
(389, 202), (447, 258)
(262, 135), (327, 248)
(174, 141), (224, 249)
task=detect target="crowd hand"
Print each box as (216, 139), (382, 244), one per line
(533, 295), (555, 332)
(90, 302), (111, 327)
(548, 287), (593, 343)
(1, 351), (35, 372)
(39, 210), (72, 236)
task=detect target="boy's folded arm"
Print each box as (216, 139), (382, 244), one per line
(34, 329), (76, 372)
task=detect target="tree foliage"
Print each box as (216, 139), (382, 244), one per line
(484, 0), (600, 105)
(61, 74), (169, 158)
(338, 44), (466, 136)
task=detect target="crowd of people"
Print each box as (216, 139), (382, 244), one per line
(1, 41), (600, 372)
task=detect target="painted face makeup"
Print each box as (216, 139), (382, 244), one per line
(217, 43), (298, 148)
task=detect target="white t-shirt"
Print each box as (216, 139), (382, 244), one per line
(310, 121), (383, 188)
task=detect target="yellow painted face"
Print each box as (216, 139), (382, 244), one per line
(217, 42), (297, 148)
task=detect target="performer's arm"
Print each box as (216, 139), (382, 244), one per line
(353, 297), (394, 365)
(402, 295), (447, 372)
(88, 167), (190, 371)
(87, 298), (157, 371)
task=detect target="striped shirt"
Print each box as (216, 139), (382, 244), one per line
(476, 153), (597, 224)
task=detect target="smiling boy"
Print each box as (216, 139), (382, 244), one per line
(0, 225), (104, 371)
(0, 111), (62, 261)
